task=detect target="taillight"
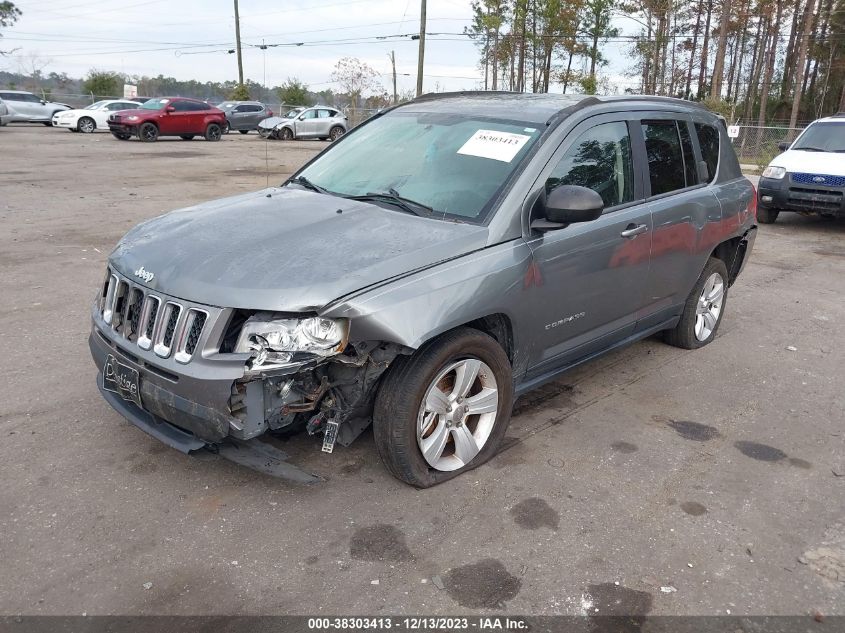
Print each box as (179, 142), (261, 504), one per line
(268, 110), (273, 116)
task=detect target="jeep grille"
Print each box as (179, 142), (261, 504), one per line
(99, 267), (208, 364)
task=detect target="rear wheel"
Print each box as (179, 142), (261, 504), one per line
(757, 207), (779, 224)
(329, 125), (345, 141)
(280, 127), (293, 141)
(664, 257), (728, 350)
(138, 122), (158, 142)
(78, 116), (95, 134)
(180, 134), (195, 140)
(205, 123), (222, 141)
(373, 328), (514, 487)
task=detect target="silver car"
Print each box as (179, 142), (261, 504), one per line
(217, 100), (272, 134)
(258, 106), (347, 141)
(0, 90), (70, 125)
(0, 97), (9, 127)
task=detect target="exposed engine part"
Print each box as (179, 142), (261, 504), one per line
(228, 341), (411, 444)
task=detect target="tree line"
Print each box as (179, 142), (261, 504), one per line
(466, 0), (841, 125)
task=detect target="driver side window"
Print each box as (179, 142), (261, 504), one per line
(546, 121), (634, 209)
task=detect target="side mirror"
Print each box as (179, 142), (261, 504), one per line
(165, 105), (176, 113)
(778, 141), (790, 152)
(532, 185), (604, 230)
(40, 99), (47, 105)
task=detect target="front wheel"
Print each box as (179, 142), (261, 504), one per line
(757, 207), (779, 224)
(664, 257), (728, 350)
(78, 116), (95, 134)
(280, 127), (293, 141)
(373, 328), (514, 487)
(205, 123), (222, 141)
(138, 122), (158, 142)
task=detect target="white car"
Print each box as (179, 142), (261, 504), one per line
(52, 99), (141, 133)
(758, 116), (845, 223)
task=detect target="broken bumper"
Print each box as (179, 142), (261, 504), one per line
(89, 327), (239, 445)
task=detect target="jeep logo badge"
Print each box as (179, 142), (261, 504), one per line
(813, 176), (826, 183)
(134, 266), (155, 283)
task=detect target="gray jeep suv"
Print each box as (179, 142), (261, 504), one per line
(89, 92), (757, 487)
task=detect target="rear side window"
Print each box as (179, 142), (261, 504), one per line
(547, 121), (635, 208)
(695, 123), (720, 181)
(642, 121), (687, 195)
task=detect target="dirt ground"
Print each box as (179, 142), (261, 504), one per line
(1, 125), (843, 617)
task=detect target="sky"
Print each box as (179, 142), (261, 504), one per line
(1, 0), (634, 96)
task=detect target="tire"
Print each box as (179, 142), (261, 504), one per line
(280, 127), (293, 141)
(70, 129), (78, 133)
(329, 126), (345, 141)
(223, 121), (230, 134)
(78, 116), (95, 134)
(180, 134), (195, 140)
(138, 122), (158, 142)
(239, 130), (249, 135)
(205, 123), (222, 141)
(42, 121), (52, 127)
(111, 132), (131, 140)
(373, 328), (514, 488)
(664, 257), (729, 350)
(757, 207), (779, 224)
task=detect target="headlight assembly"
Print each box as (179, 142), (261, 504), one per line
(762, 165), (786, 179)
(234, 314), (349, 368)
(126, 115), (139, 121)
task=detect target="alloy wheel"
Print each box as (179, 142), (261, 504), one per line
(79, 117), (95, 133)
(695, 272), (725, 341)
(416, 358), (499, 471)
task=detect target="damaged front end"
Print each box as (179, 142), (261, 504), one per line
(225, 311), (410, 452)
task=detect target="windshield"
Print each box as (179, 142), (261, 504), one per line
(792, 122), (845, 152)
(285, 109), (303, 118)
(140, 98), (170, 110)
(85, 101), (108, 110)
(295, 111), (541, 221)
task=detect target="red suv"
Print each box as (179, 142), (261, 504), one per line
(107, 97), (226, 142)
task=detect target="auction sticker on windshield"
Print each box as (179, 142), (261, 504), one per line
(457, 129), (532, 163)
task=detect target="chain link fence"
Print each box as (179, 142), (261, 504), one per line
(730, 125), (804, 169)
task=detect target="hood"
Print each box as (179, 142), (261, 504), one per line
(109, 107), (154, 118)
(771, 150), (845, 175)
(110, 187), (489, 312)
(258, 116), (290, 129)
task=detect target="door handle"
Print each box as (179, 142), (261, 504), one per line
(620, 223), (648, 238)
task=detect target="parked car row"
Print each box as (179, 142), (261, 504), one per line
(1, 91), (348, 143)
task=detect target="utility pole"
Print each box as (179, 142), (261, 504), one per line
(416, 0), (426, 97)
(389, 50), (398, 104)
(234, 0), (244, 86)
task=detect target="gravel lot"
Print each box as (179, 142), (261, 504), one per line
(1, 125), (843, 617)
